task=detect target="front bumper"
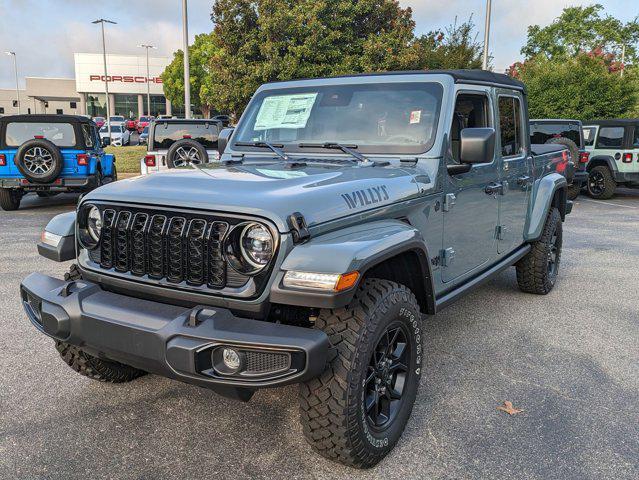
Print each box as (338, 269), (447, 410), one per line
(0, 177), (94, 190)
(21, 273), (329, 395)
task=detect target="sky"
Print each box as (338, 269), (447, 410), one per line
(0, 0), (637, 89)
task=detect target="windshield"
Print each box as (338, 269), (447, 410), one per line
(101, 125), (122, 133)
(109, 116), (125, 122)
(233, 82), (443, 154)
(5, 122), (76, 147)
(152, 122), (219, 149)
(142, 126), (149, 134)
(139, 116), (151, 122)
(94, 117), (104, 122)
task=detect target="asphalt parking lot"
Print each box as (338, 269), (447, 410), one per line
(0, 190), (637, 480)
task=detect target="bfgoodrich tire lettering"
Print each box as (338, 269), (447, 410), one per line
(299, 279), (423, 468)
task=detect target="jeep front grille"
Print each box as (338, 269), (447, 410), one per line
(87, 205), (254, 291)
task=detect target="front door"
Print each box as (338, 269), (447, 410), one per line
(442, 88), (499, 283)
(495, 92), (531, 254)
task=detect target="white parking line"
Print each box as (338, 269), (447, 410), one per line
(577, 198), (638, 209)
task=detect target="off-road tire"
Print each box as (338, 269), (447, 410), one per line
(516, 207), (562, 295)
(566, 183), (581, 201)
(15, 138), (64, 183)
(0, 188), (21, 210)
(55, 341), (146, 383)
(299, 279), (423, 468)
(166, 139), (208, 168)
(587, 165), (616, 200)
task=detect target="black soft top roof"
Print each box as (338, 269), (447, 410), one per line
(584, 118), (639, 126)
(0, 114), (94, 124)
(269, 69), (526, 92)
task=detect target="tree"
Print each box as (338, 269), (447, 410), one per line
(521, 4), (639, 64)
(206, 0), (485, 116)
(161, 32), (220, 117)
(509, 54), (637, 120)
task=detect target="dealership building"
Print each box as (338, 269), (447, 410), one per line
(0, 52), (181, 118)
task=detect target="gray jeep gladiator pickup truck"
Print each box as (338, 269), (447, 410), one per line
(21, 70), (572, 468)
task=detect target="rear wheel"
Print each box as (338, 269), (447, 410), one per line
(299, 279), (423, 468)
(566, 183), (581, 200)
(516, 207), (562, 295)
(587, 165), (616, 199)
(0, 188), (22, 210)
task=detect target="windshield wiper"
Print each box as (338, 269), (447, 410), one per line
(234, 141), (291, 162)
(298, 142), (371, 163)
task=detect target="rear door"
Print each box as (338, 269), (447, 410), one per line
(495, 91), (530, 254)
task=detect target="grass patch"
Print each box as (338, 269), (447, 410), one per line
(105, 145), (146, 174)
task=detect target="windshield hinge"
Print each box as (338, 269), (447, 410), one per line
(288, 212), (310, 244)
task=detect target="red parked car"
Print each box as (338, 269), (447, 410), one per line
(93, 116), (105, 128)
(137, 116), (153, 134)
(125, 118), (138, 132)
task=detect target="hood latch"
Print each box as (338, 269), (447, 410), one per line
(288, 212), (310, 244)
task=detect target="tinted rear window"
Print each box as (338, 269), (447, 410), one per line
(152, 122), (219, 149)
(5, 122), (77, 147)
(530, 122), (581, 147)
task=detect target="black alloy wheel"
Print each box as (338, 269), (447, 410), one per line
(588, 169), (605, 196)
(364, 323), (411, 431)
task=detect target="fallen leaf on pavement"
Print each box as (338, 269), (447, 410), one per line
(497, 401), (524, 415)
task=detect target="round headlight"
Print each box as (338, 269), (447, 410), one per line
(239, 223), (274, 269)
(87, 206), (102, 242)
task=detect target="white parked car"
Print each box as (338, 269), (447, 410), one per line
(99, 124), (131, 146)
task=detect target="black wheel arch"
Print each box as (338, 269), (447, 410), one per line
(586, 155), (617, 174)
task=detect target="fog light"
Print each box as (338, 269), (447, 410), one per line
(222, 348), (241, 371)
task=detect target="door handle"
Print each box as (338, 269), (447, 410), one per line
(516, 175), (531, 186)
(485, 182), (503, 196)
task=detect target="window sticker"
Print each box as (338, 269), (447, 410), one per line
(254, 93), (318, 130)
(409, 110), (422, 124)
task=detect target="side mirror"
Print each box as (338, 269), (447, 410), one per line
(101, 137), (111, 147)
(460, 128), (495, 164)
(217, 127), (235, 155)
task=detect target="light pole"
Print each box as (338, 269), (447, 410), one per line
(138, 44), (156, 116)
(5, 52), (20, 113)
(92, 19), (116, 139)
(482, 0), (492, 71)
(620, 43), (626, 77)
(182, 0), (191, 118)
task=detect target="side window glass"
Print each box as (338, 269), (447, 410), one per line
(596, 127), (624, 148)
(449, 93), (490, 163)
(82, 124), (94, 148)
(582, 127), (596, 146)
(633, 128), (639, 148)
(498, 96), (523, 157)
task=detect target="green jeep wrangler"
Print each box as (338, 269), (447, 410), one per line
(583, 119), (639, 199)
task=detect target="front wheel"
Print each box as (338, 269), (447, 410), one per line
(516, 207), (562, 295)
(299, 279), (423, 468)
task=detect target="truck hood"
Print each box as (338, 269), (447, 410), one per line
(84, 161), (429, 232)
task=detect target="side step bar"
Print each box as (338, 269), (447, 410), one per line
(435, 244), (531, 312)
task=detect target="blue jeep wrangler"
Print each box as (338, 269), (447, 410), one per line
(0, 114), (116, 210)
